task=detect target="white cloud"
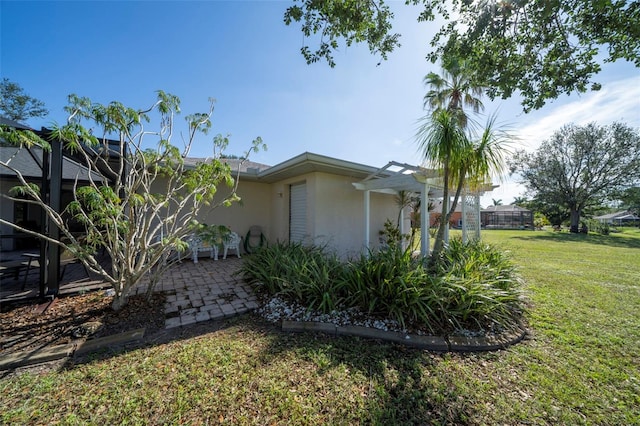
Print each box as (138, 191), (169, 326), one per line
(514, 75), (640, 151)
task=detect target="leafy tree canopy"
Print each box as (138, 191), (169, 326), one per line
(0, 78), (48, 122)
(614, 186), (640, 215)
(509, 122), (640, 232)
(284, 0), (640, 111)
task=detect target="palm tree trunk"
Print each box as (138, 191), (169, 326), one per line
(432, 168), (466, 261)
(431, 164), (450, 259)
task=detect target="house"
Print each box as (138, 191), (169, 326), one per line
(0, 139), (413, 257)
(593, 211), (640, 226)
(481, 205), (534, 229)
(428, 199), (476, 228)
(186, 153), (411, 258)
(2, 145), (497, 258)
(2, 122), (496, 259)
(2, 119), (501, 300)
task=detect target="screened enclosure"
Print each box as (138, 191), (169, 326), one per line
(481, 205), (534, 229)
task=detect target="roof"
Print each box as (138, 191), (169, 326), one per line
(0, 117), (33, 130)
(184, 157), (271, 174)
(183, 152), (384, 184)
(0, 144), (104, 182)
(482, 204), (531, 213)
(256, 152), (379, 183)
(594, 210), (640, 220)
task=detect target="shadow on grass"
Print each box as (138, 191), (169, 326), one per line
(39, 314), (482, 424)
(507, 230), (640, 249)
(255, 321), (476, 424)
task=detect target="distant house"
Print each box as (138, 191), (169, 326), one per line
(481, 205), (534, 229)
(593, 211), (640, 226)
(429, 199), (474, 228)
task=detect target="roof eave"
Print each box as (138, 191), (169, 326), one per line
(256, 152), (379, 183)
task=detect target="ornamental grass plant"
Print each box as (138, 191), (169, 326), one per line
(240, 237), (524, 335)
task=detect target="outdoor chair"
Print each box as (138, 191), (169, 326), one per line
(223, 232), (241, 259)
(188, 234), (219, 263)
(243, 225), (266, 253)
(0, 260), (26, 282)
(20, 248), (89, 290)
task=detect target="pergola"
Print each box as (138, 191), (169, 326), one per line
(353, 161), (495, 257)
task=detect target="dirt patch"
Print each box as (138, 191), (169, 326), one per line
(0, 291), (166, 356)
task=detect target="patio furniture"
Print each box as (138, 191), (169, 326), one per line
(244, 225), (265, 253)
(20, 249), (89, 290)
(188, 235), (219, 263)
(223, 232), (241, 259)
(0, 259), (26, 282)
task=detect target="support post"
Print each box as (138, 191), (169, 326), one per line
(462, 188), (468, 243)
(443, 196), (449, 245)
(475, 193), (481, 240)
(39, 147), (50, 298)
(399, 203), (405, 251)
(364, 190), (370, 252)
(420, 184), (429, 257)
(46, 135), (63, 295)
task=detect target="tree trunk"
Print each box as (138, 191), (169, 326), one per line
(569, 208), (581, 233)
(432, 197), (448, 259)
(111, 293), (129, 311)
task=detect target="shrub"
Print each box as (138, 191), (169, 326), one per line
(585, 219), (610, 235)
(534, 212), (550, 229)
(240, 239), (524, 335)
(239, 241), (346, 312)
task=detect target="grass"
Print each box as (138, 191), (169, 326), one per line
(1, 229), (639, 424)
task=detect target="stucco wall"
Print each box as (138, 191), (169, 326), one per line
(309, 172), (399, 257)
(259, 172), (402, 257)
(195, 180), (273, 241)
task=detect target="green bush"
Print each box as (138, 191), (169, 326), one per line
(239, 241), (346, 312)
(341, 246), (437, 330)
(240, 239), (524, 334)
(585, 219), (610, 235)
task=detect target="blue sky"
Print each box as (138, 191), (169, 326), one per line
(2, 1), (639, 206)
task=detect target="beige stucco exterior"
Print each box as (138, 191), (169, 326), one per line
(1, 150), (414, 257)
(193, 169), (400, 257)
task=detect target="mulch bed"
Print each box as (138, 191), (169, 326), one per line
(0, 291), (166, 356)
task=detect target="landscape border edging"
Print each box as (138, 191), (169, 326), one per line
(0, 328), (146, 371)
(282, 320), (527, 352)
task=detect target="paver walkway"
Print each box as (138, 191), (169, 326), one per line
(133, 256), (258, 329)
(2, 254), (258, 331)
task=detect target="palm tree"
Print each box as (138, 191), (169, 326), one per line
(423, 59), (485, 129)
(417, 109), (469, 258)
(395, 190), (412, 228)
(492, 198), (503, 206)
(418, 112), (509, 261)
(419, 60), (508, 261)
(513, 196), (528, 206)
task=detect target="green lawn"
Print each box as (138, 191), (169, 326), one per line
(2, 229), (639, 425)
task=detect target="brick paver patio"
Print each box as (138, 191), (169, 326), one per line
(2, 254), (258, 330)
(134, 256), (258, 329)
